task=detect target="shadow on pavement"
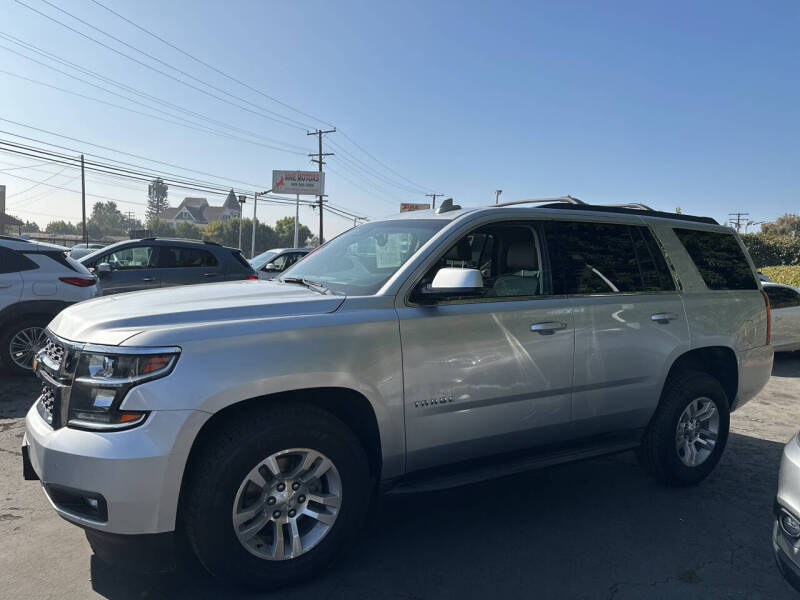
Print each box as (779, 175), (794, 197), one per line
(0, 373), (40, 419)
(89, 432), (795, 599)
(772, 351), (800, 378)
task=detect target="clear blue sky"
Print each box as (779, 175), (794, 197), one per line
(1, 0), (798, 237)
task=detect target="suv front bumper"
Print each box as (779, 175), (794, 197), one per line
(774, 433), (800, 593)
(24, 403), (208, 536)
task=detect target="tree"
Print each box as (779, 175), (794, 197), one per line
(762, 214), (800, 237)
(147, 218), (175, 237)
(174, 221), (203, 240)
(204, 217), (279, 255)
(45, 220), (79, 235)
(146, 177), (169, 221)
(20, 220), (40, 233)
(87, 201), (127, 238)
(273, 217), (312, 247)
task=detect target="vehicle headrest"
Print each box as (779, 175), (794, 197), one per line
(506, 242), (538, 270)
(445, 238), (472, 262)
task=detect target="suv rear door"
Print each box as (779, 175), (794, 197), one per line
(397, 220), (575, 471)
(159, 245), (222, 287)
(0, 247), (27, 311)
(544, 219), (690, 438)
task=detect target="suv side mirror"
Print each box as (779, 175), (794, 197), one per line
(263, 263), (281, 272)
(96, 262), (111, 277)
(416, 268), (484, 302)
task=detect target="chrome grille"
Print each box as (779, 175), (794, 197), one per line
(41, 339), (66, 368)
(38, 385), (55, 425)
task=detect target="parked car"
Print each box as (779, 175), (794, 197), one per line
(773, 433), (800, 592)
(80, 237), (257, 295)
(22, 198), (773, 588)
(68, 242), (106, 260)
(762, 283), (800, 352)
(0, 235), (96, 375)
(249, 247), (312, 279)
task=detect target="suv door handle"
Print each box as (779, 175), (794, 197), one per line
(530, 321), (568, 334)
(203, 272), (217, 277)
(142, 277), (155, 282)
(651, 312), (678, 323)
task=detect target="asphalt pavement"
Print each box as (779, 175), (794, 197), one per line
(2, 355), (799, 599)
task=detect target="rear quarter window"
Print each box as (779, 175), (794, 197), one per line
(0, 247), (38, 274)
(673, 228), (758, 290)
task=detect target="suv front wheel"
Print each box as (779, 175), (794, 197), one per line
(637, 370), (730, 486)
(182, 403), (372, 589)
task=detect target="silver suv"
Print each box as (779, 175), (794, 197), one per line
(21, 198), (773, 588)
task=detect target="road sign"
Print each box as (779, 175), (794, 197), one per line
(400, 202), (431, 213)
(272, 171), (325, 196)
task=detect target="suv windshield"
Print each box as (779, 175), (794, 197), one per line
(280, 219), (447, 295)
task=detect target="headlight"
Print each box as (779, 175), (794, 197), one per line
(67, 346), (179, 430)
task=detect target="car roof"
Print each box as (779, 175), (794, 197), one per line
(763, 282), (800, 292)
(377, 197), (719, 228)
(0, 236), (67, 252)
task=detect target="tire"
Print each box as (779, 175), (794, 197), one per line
(636, 370), (730, 486)
(182, 402), (372, 590)
(0, 315), (49, 376)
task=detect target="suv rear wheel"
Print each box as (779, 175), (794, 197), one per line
(0, 315), (49, 376)
(637, 370), (730, 486)
(182, 403), (372, 589)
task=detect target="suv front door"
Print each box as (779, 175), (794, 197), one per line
(92, 244), (161, 295)
(397, 221), (575, 471)
(545, 219), (690, 438)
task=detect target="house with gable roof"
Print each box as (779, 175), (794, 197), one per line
(156, 189), (241, 226)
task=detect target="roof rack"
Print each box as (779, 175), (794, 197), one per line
(495, 195), (584, 207)
(491, 196), (717, 225)
(0, 234), (30, 242)
(140, 237), (220, 245)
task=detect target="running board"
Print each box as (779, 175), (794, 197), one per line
(387, 431), (641, 494)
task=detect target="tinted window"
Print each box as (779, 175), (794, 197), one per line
(0, 247), (38, 274)
(104, 246), (157, 270)
(673, 228), (758, 290)
(765, 286), (800, 310)
(415, 223), (546, 302)
(161, 247), (218, 268)
(546, 222), (675, 294)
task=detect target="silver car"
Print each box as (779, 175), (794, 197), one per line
(763, 282), (800, 352)
(774, 434), (800, 592)
(22, 198), (773, 588)
(249, 247), (312, 280)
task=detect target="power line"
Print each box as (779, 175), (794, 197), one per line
(14, 0), (315, 131)
(0, 32), (312, 153)
(88, 0), (335, 130)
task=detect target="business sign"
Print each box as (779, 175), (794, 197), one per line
(272, 170), (325, 196)
(400, 202), (431, 213)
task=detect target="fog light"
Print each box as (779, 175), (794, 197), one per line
(781, 512), (800, 538)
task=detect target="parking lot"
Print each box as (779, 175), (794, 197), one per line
(0, 355), (798, 599)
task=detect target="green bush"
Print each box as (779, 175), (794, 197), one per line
(760, 266), (800, 288)
(741, 233), (800, 267)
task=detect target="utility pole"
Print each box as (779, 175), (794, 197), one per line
(425, 193), (444, 210)
(728, 212), (749, 232)
(308, 128), (335, 245)
(495, 189), (503, 205)
(251, 189), (273, 258)
(80, 154), (87, 243)
(294, 193), (300, 248)
(237, 195), (246, 251)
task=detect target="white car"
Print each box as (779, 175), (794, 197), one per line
(68, 243), (106, 260)
(0, 235), (97, 374)
(762, 282), (800, 352)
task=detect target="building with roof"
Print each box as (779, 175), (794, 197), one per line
(0, 185), (24, 234)
(156, 189), (241, 226)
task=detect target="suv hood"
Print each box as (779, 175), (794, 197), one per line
(48, 280), (345, 345)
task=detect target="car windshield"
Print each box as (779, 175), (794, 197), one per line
(279, 219), (447, 295)
(249, 250), (278, 267)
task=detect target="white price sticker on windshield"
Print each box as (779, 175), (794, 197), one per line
(375, 234), (402, 268)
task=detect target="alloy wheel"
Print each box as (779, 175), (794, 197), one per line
(9, 326), (47, 371)
(675, 396), (720, 467)
(232, 448), (342, 561)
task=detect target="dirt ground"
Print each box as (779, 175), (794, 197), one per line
(1, 355), (799, 599)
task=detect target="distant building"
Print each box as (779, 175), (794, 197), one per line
(156, 189), (241, 226)
(0, 185), (24, 233)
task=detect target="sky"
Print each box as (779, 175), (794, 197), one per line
(1, 0), (798, 238)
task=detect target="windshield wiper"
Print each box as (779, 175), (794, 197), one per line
(281, 277), (330, 295)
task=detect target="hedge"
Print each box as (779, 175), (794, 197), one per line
(760, 266), (800, 288)
(741, 233), (800, 268)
